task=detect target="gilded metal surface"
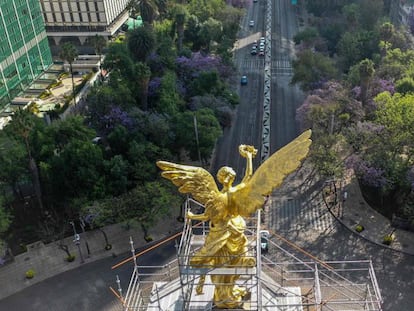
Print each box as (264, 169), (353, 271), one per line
(156, 130), (312, 308)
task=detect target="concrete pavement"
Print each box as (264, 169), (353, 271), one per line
(324, 171), (414, 256)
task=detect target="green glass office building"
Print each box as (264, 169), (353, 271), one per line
(0, 0), (53, 108)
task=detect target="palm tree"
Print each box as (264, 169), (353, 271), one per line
(88, 35), (107, 67)
(172, 4), (187, 52)
(358, 59), (375, 106)
(127, 26), (156, 62)
(59, 42), (78, 105)
(139, 0), (159, 25)
(128, 0), (159, 25)
(135, 62), (151, 110)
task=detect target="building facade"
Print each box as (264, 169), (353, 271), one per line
(39, 0), (130, 49)
(0, 0), (53, 109)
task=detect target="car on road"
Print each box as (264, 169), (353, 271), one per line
(260, 230), (270, 252)
(249, 20), (254, 27)
(240, 75), (248, 85)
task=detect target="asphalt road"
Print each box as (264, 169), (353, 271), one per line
(0, 240), (177, 311)
(211, 1), (266, 180)
(270, 0), (304, 150)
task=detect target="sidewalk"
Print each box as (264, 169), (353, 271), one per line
(325, 174), (414, 256)
(0, 216), (183, 301)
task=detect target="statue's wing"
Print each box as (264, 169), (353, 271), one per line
(234, 130), (312, 217)
(156, 161), (220, 206)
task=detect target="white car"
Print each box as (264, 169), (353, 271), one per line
(249, 20), (254, 27)
(260, 37), (266, 44)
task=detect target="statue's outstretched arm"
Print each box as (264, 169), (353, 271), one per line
(187, 211), (209, 222)
(239, 145), (257, 183)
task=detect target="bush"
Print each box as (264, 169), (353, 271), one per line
(355, 224), (364, 233)
(144, 236), (153, 242)
(25, 269), (35, 279)
(105, 244), (112, 251)
(382, 234), (393, 245)
(20, 243), (27, 253)
(66, 254), (76, 262)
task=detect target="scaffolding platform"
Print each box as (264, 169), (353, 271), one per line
(114, 198), (383, 311)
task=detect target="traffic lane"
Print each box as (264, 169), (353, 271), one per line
(211, 0), (266, 176)
(0, 239), (177, 311)
(212, 61), (264, 178)
(270, 76), (303, 152)
(217, 70), (263, 183)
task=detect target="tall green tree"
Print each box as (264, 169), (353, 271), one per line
(172, 4), (188, 52)
(198, 18), (222, 52)
(59, 42), (78, 105)
(336, 31), (378, 72)
(172, 108), (221, 164)
(291, 50), (338, 91)
(0, 134), (28, 199)
(134, 62), (151, 110)
(156, 70), (184, 115)
(4, 109), (44, 211)
(358, 59), (375, 105)
(102, 43), (135, 79)
(378, 48), (414, 80)
(127, 26), (156, 62)
(139, 0), (159, 24)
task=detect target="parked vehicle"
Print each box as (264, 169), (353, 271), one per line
(249, 20), (254, 27)
(240, 75), (248, 85)
(260, 230), (270, 252)
(251, 47), (257, 55)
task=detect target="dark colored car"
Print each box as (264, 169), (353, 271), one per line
(241, 75), (248, 85)
(251, 47), (257, 55)
(260, 230), (269, 252)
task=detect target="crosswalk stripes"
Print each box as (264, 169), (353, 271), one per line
(236, 57), (293, 75)
(271, 59), (291, 69)
(240, 58), (265, 70)
(269, 198), (335, 232)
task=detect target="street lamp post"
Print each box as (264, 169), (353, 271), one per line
(70, 221), (85, 264)
(193, 113), (202, 166)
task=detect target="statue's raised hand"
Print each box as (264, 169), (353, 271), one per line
(239, 145), (257, 158)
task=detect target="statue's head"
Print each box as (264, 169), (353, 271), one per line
(217, 166), (236, 186)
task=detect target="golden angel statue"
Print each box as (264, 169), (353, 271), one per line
(156, 130), (312, 308)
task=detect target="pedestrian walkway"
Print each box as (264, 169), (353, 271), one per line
(324, 173), (414, 256)
(0, 217), (183, 301)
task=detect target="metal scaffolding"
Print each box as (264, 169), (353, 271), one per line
(113, 198), (383, 311)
